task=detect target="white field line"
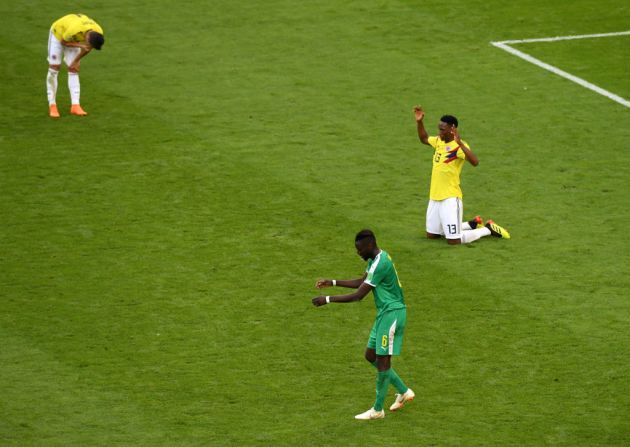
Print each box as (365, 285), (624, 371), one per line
(497, 30), (630, 44)
(491, 32), (630, 108)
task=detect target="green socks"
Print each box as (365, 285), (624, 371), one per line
(371, 361), (408, 394)
(388, 368), (409, 395)
(374, 370), (391, 411)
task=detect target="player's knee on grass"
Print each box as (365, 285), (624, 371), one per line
(447, 238), (462, 245)
(426, 232), (441, 239)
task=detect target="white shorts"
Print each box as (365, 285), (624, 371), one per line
(426, 197), (463, 240)
(47, 30), (80, 66)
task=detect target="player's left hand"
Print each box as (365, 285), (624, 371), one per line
(312, 296), (327, 307)
(69, 60), (81, 72)
(315, 279), (332, 289)
(451, 125), (461, 141)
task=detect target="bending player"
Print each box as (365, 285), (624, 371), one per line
(46, 13), (105, 117)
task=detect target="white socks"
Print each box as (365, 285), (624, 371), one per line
(461, 227), (491, 244)
(46, 68), (59, 105)
(47, 69), (82, 106)
(68, 72), (81, 105)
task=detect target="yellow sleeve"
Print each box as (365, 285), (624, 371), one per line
(427, 136), (439, 148)
(457, 140), (470, 159)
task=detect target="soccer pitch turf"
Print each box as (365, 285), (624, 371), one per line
(1, 1), (629, 445)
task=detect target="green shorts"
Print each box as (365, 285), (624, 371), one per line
(367, 308), (407, 356)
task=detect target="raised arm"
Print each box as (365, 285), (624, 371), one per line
(312, 282), (373, 307)
(414, 105), (430, 145)
(451, 126), (479, 166)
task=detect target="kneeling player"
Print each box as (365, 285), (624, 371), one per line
(414, 105), (510, 244)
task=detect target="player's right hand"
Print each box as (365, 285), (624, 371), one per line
(413, 105), (425, 122)
(312, 296), (327, 306)
(315, 279), (331, 289)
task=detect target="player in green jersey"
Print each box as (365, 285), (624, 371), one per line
(312, 229), (415, 420)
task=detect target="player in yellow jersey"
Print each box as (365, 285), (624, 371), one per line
(46, 14), (105, 118)
(413, 106), (510, 244)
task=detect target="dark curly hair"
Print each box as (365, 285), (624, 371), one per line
(440, 115), (458, 127)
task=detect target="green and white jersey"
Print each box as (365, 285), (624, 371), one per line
(364, 250), (405, 315)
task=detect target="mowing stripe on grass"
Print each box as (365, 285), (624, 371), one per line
(491, 31), (630, 108)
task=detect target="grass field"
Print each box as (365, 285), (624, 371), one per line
(1, 1), (629, 445)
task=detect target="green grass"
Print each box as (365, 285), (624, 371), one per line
(1, 1), (629, 445)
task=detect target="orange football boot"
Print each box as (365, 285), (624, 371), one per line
(70, 104), (88, 116)
(49, 104), (60, 118)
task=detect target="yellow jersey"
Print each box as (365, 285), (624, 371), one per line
(427, 136), (469, 201)
(51, 14), (103, 43)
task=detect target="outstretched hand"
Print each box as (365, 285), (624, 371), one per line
(312, 296), (327, 307)
(315, 279), (332, 289)
(413, 105), (425, 122)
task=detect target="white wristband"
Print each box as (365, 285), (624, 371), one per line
(332, 279), (337, 286)
(325, 296), (330, 304)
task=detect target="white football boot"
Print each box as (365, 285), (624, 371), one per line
(389, 388), (415, 411)
(354, 407), (385, 420)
